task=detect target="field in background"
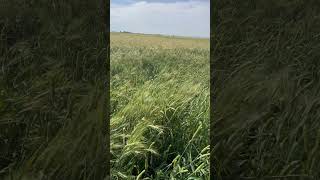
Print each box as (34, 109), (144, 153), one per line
(111, 32), (209, 49)
(110, 32), (210, 179)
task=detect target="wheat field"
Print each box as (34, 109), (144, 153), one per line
(110, 32), (210, 179)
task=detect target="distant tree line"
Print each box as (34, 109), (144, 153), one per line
(119, 30), (132, 33)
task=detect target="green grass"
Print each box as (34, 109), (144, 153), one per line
(0, 1), (107, 179)
(110, 33), (210, 179)
(212, 0), (320, 179)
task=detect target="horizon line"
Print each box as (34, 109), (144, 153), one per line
(110, 30), (209, 39)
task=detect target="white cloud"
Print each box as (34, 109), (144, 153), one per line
(111, 0), (210, 38)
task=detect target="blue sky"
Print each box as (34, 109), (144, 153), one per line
(111, 0), (210, 38)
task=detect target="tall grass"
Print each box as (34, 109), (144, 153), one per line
(212, 0), (320, 179)
(111, 34), (210, 179)
(0, 1), (108, 179)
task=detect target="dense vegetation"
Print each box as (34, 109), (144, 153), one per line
(110, 33), (210, 179)
(0, 1), (108, 179)
(212, 0), (320, 179)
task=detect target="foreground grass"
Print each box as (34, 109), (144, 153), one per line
(0, 1), (107, 179)
(110, 33), (209, 179)
(212, 0), (320, 179)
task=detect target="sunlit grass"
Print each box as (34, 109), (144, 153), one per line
(111, 33), (210, 179)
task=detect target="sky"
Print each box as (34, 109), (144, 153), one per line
(111, 0), (210, 38)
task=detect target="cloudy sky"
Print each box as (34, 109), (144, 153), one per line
(111, 0), (210, 38)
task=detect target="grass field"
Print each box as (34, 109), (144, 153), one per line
(0, 1), (107, 179)
(212, 1), (320, 179)
(110, 32), (210, 179)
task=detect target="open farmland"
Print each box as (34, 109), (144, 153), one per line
(110, 32), (210, 179)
